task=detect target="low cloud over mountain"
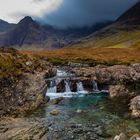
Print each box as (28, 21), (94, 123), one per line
(0, 0), (138, 28)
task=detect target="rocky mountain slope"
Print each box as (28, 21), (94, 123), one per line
(0, 19), (15, 33)
(69, 1), (140, 48)
(0, 16), (110, 49)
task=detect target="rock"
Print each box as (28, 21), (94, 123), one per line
(129, 134), (140, 140)
(0, 118), (48, 140)
(109, 85), (136, 98)
(94, 126), (103, 136)
(76, 109), (83, 113)
(50, 109), (60, 116)
(57, 80), (65, 93)
(0, 70), (53, 117)
(71, 64), (140, 99)
(131, 63), (140, 73)
(130, 96), (140, 118)
(51, 97), (64, 105)
(25, 61), (32, 66)
(113, 133), (127, 140)
(45, 96), (50, 103)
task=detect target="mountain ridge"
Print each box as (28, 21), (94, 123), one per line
(68, 1), (140, 49)
(0, 16), (111, 49)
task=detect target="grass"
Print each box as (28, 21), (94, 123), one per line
(0, 48), (49, 79)
(68, 25), (140, 49)
(20, 47), (140, 66)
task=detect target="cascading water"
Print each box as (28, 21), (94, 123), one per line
(93, 80), (99, 92)
(77, 82), (84, 92)
(47, 81), (57, 93)
(46, 69), (99, 99)
(76, 82), (88, 94)
(64, 80), (71, 93)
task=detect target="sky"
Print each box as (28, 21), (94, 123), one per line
(0, 0), (138, 28)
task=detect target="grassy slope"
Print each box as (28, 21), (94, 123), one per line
(68, 24), (140, 49)
(0, 49), (49, 79)
(21, 47), (140, 65)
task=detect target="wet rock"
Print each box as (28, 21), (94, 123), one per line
(50, 109), (60, 116)
(70, 80), (77, 92)
(71, 64), (140, 99)
(130, 96), (140, 118)
(113, 133), (127, 140)
(52, 97), (64, 105)
(129, 134), (140, 140)
(94, 125), (103, 136)
(57, 80), (65, 93)
(45, 96), (50, 103)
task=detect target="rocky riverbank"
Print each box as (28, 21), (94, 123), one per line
(68, 64), (140, 118)
(0, 49), (56, 117)
(1, 49), (140, 140)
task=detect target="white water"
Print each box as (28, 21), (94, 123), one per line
(64, 80), (71, 92)
(47, 81), (57, 93)
(93, 80), (99, 92)
(76, 82), (88, 94)
(57, 69), (67, 77)
(46, 69), (102, 99)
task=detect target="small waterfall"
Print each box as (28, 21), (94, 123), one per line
(47, 81), (57, 93)
(77, 82), (84, 92)
(65, 80), (71, 93)
(93, 81), (99, 92)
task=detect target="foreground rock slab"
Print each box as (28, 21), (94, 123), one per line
(0, 117), (48, 140)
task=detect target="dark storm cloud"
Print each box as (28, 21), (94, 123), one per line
(38, 0), (138, 28)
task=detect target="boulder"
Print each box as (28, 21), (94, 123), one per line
(51, 97), (63, 105)
(130, 96), (140, 118)
(50, 109), (60, 116)
(129, 134), (140, 140)
(113, 133), (127, 140)
(109, 85), (136, 98)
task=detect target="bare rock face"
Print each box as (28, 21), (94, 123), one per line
(130, 96), (140, 118)
(0, 66), (56, 117)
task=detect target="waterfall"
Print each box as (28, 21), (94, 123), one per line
(47, 81), (57, 93)
(65, 80), (71, 93)
(93, 80), (99, 92)
(77, 82), (84, 92)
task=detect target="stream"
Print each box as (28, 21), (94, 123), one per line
(29, 69), (140, 140)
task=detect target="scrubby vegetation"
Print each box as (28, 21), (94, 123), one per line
(21, 47), (140, 66)
(0, 48), (50, 78)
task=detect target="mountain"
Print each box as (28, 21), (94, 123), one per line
(117, 1), (140, 24)
(0, 16), (47, 46)
(69, 1), (140, 49)
(0, 19), (15, 33)
(0, 16), (111, 49)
